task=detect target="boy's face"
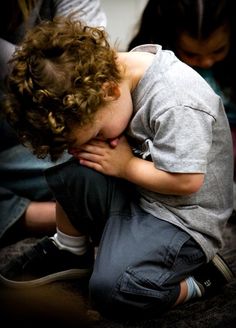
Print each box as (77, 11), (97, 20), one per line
(67, 89), (133, 150)
(176, 23), (230, 69)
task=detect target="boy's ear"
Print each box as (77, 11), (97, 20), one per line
(102, 82), (120, 101)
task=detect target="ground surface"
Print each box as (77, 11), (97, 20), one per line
(1, 218), (236, 328)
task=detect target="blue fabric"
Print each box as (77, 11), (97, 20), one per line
(185, 276), (203, 301)
(0, 143), (71, 238)
(45, 158), (206, 318)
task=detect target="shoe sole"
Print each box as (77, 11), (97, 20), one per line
(0, 268), (91, 288)
(212, 254), (235, 282)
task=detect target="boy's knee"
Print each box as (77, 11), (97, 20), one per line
(46, 158), (98, 191)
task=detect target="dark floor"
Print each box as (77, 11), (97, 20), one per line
(0, 218), (236, 328)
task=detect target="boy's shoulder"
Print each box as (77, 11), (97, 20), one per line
(130, 44), (162, 55)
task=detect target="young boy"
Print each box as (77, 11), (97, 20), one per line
(1, 17), (234, 319)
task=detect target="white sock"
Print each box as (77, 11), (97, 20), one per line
(51, 228), (88, 255)
(184, 276), (204, 302)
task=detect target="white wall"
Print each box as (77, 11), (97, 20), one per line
(100, 0), (148, 51)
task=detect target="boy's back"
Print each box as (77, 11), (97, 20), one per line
(129, 44), (233, 260)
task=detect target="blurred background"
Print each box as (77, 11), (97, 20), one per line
(101, 0), (148, 50)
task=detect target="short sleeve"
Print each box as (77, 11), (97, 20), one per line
(151, 106), (214, 173)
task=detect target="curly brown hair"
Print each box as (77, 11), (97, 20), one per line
(3, 16), (122, 161)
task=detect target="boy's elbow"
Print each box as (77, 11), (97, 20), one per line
(178, 173), (204, 195)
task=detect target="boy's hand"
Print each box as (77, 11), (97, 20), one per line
(69, 136), (204, 196)
(70, 135), (134, 178)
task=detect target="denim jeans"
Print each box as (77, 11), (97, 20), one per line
(0, 143), (70, 239)
(45, 158), (206, 319)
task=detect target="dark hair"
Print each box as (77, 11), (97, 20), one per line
(128, 0), (236, 101)
(129, 0), (234, 49)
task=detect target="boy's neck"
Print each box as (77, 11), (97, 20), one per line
(117, 51), (155, 91)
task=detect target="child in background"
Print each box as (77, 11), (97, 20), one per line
(0, 16), (234, 319)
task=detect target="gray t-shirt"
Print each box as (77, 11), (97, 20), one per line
(129, 44), (234, 261)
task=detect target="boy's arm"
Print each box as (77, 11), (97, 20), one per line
(73, 136), (204, 196)
(124, 156), (204, 196)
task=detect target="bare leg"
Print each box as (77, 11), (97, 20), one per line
(173, 280), (188, 306)
(22, 201), (56, 235)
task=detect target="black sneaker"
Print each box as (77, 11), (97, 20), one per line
(193, 253), (235, 296)
(0, 236), (94, 288)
